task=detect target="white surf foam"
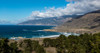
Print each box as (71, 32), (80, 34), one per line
(39, 32), (80, 38)
(40, 35), (60, 38)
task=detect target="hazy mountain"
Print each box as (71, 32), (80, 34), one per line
(18, 15), (79, 26)
(55, 10), (100, 33)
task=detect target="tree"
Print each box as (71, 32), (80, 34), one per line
(19, 39), (46, 53)
(10, 42), (22, 53)
(19, 39), (33, 53)
(56, 34), (68, 53)
(0, 38), (10, 53)
(43, 38), (51, 47)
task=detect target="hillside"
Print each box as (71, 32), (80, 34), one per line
(55, 10), (100, 33)
(18, 15), (79, 26)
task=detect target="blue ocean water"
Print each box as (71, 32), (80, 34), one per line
(0, 25), (61, 39)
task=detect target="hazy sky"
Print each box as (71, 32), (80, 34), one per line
(0, 0), (68, 24)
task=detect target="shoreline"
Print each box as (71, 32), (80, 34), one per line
(43, 28), (99, 34)
(9, 27), (95, 40)
(9, 32), (80, 40)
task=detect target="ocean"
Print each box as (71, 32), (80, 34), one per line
(0, 25), (60, 39)
(0, 25), (79, 39)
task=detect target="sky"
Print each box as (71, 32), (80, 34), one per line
(0, 0), (100, 24)
(0, 0), (68, 24)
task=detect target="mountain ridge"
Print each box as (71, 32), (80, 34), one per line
(18, 15), (79, 26)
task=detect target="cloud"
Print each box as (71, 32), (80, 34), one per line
(29, 0), (100, 19)
(0, 20), (13, 24)
(28, 7), (66, 19)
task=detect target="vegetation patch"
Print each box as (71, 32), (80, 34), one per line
(1, 33), (100, 53)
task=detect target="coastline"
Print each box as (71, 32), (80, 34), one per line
(43, 28), (99, 34)
(9, 27), (99, 40)
(7, 26), (88, 40)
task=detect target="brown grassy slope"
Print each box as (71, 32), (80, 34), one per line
(55, 10), (100, 33)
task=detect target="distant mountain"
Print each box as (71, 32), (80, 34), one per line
(18, 15), (79, 26)
(55, 10), (100, 33)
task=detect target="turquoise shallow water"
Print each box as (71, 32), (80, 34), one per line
(0, 25), (61, 39)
